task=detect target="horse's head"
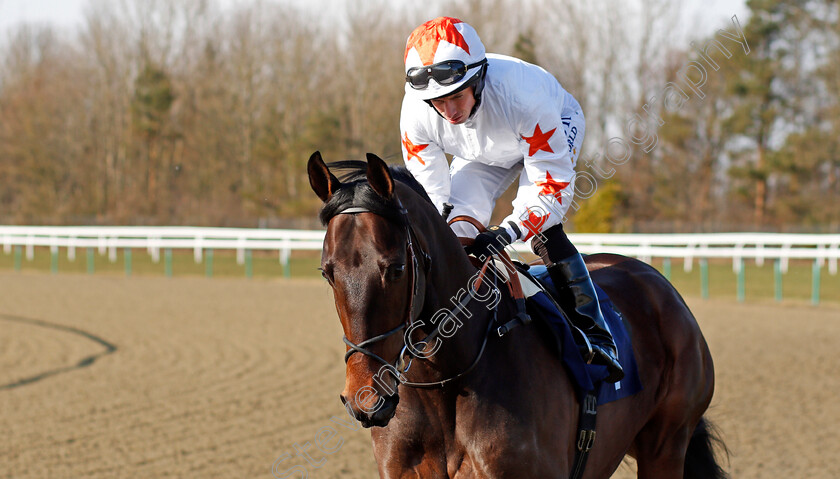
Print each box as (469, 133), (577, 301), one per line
(308, 151), (433, 428)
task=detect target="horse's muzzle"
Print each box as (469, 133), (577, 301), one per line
(340, 393), (400, 428)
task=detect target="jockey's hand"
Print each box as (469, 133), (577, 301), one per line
(467, 225), (511, 260)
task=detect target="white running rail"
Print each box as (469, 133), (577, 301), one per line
(0, 226), (837, 276)
(2, 226), (837, 303)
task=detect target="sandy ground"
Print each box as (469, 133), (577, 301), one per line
(0, 272), (838, 478)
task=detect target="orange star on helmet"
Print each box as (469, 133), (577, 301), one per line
(405, 17), (470, 65)
(522, 123), (556, 156)
(402, 133), (429, 165)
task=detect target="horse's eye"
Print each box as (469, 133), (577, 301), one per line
(319, 266), (334, 284)
(386, 264), (406, 281)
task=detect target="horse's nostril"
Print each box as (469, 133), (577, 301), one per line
(339, 394), (348, 405)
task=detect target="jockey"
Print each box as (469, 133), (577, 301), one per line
(400, 17), (623, 382)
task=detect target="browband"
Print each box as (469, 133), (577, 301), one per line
(338, 207), (371, 214)
(338, 205), (409, 216)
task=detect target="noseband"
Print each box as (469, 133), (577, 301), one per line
(334, 201), (496, 389)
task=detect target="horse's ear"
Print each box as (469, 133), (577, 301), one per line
(308, 151), (341, 203)
(366, 153), (394, 199)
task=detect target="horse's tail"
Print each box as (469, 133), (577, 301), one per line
(684, 416), (730, 479)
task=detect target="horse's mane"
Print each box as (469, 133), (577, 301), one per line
(319, 160), (434, 226)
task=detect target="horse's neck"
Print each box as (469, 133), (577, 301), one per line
(377, 290), (550, 472)
(405, 203), (515, 377)
(414, 207), (480, 313)
(419, 257), (512, 387)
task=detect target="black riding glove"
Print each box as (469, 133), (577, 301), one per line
(468, 225), (512, 260)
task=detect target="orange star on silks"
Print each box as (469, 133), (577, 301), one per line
(405, 17), (470, 65)
(522, 208), (550, 241)
(535, 171), (570, 203)
(402, 133), (429, 165)
(522, 123), (556, 156)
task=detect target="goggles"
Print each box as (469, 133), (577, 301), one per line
(405, 58), (487, 90)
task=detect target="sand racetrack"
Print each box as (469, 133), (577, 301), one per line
(1, 272), (838, 478)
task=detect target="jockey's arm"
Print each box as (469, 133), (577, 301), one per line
(400, 111), (450, 214)
(501, 103), (581, 243)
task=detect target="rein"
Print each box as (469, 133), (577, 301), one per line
(335, 202), (498, 389)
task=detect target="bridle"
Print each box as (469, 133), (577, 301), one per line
(332, 200), (496, 389)
(336, 201), (426, 369)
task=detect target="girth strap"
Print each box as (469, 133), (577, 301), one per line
(569, 392), (598, 479)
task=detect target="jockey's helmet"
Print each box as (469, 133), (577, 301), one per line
(404, 17), (488, 101)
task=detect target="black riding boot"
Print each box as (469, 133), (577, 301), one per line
(532, 225), (624, 383)
(548, 254), (624, 383)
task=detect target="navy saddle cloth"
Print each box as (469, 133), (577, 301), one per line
(525, 265), (642, 404)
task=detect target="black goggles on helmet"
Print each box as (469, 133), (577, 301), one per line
(405, 58), (487, 90)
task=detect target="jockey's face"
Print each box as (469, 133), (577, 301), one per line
(430, 86), (476, 125)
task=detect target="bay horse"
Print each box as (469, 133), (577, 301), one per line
(308, 151), (727, 479)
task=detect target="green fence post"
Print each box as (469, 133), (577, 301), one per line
(662, 257), (672, 281)
(736, 258), (745, 303)
(51, 248), (59, 274)
(700, 258), (709, 299)
(125, 248), (133, 276)
(812, 260), (821, 306)
(281, 248), (290, 279)
(774, 259), (783, 302)
(165, 249), (173, 277)
(245, 250), (253, 278)
(86, 247), (95, 274)
(14, 245), (22, 271)
(205, 249), (214, 278)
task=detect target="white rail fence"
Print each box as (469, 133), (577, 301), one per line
(1, 226), (838, 303)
